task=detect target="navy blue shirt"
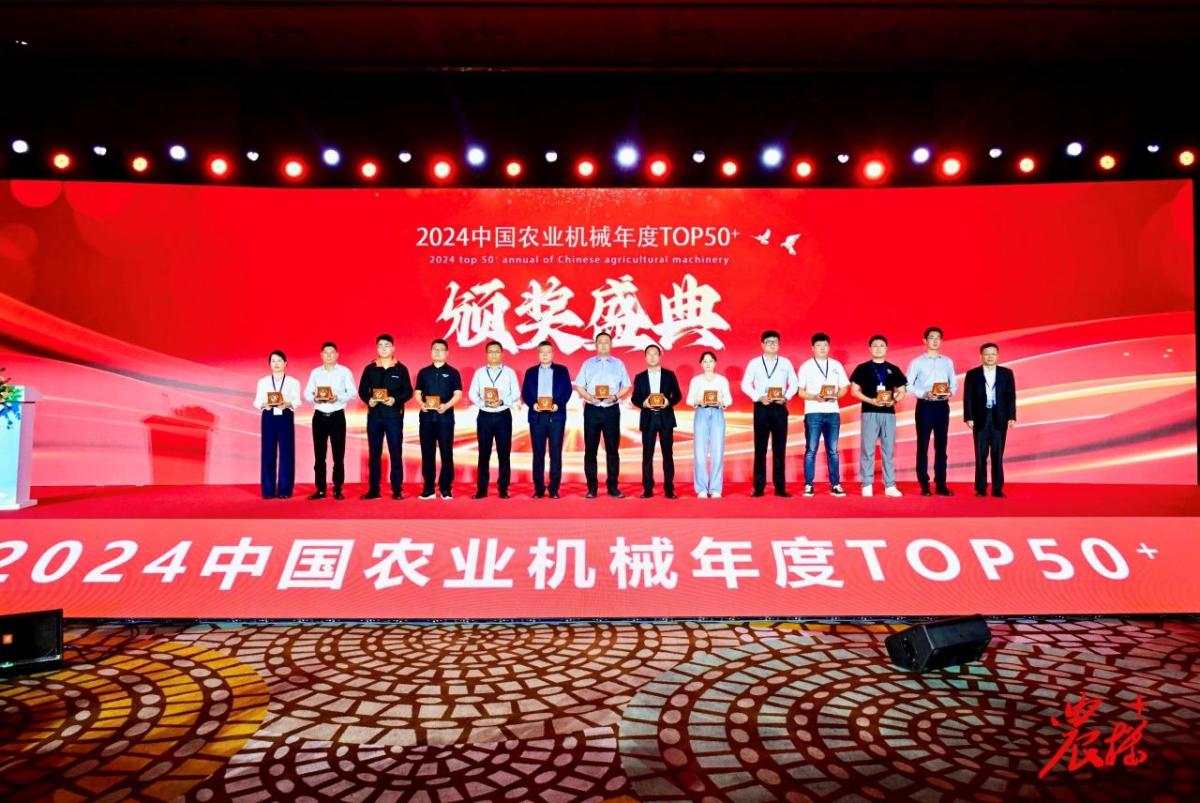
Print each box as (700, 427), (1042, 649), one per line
(415, 363), (463, 422)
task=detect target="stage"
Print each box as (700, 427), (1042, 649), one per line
(3, 482), (1199, 619)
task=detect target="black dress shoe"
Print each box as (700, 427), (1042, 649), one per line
(609, 490), (626, 499)
(585, 491), (598, 499)
(751, 489), (766, 497)
(665, 491), (678, 499)
(392, 490), (404, 500)
(549, 492), (561, 499)
(640, 491), (654, 499)
(361, 490), (381, 500)
(472, 491), (488, 499)
(499, 492), (511, 499)
(533, 490), (545, 499)
(920, 486), (932, 497)
(936, 486), (954, 497)
(277, 494), (292, 499)
(307, 491), (327, 500)
(992, 490), (1006, 498)
(975, 491), (987, 497)
(333, 490), (344, 500)
(775, 490), (793, 498)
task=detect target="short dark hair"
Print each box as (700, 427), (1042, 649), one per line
(269, 349), (287, 363)
(761, 330), (781, 342)
(376, 334), (394, 345)
(924, 326), (944, 339)
(980, 342), (999, 353)
(537, 340), (553, 349)
(485, 340), (503, 351)
(811, 332), (830, 346)
(868, 334), (888, 346)
(699, 350), (718, 364)
(431, 338), (449, 349)
(595, 331), (613, 343)
(321, 341), (338, 352)
(645, 344), (662, 356)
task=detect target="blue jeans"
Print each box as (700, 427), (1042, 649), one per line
(803, 412), (841, 486)
(692, 406), (726, 495)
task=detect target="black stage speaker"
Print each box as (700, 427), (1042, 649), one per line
(885, 615), (991, 672)
(0, 609), (64, 677)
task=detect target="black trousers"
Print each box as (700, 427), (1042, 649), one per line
(915, 399), (950, 488)
(476, 409), (513, 494)
(583, 403), (621, 494)
(752, 402), (789, 493)
(420, 417), (455, 495)
(366, 416), (403, 493)
(311, 409), (346, 493)
(973, 413), (1008, 493)
(530, 413), (566, 494)
(641, 415), (675, 493)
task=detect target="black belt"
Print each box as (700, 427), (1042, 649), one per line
(315, 409), (346, 417)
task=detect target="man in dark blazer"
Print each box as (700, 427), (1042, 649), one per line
(963, 342), (1017, 497)
(521, 340), (574, 498)
(631, 344), (684, 498)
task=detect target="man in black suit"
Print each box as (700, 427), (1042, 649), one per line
(631, 344), (684, 498)
(963, 342), (1017, 497)
(520, 340), (575, 499)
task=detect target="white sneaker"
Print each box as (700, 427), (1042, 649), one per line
(862, 486), (873, 497)
(418, 491), (436, 500)
(440, 492), (453, 501)
(830, 485), (847, 497)
(803, 485), (815, 497)
(884, 486), (903, 497)
(710, 492), (721, 498)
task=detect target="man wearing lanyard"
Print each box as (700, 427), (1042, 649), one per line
(796, 333), (850, 497)
(741, 330), (799, 497)
(468, 340), (521, 499)
(521, 340), (573, 499)
(631, 344), (684, 498)
(357, 334), (414, 500)
(415, 339), (463, 500)
(849, 335), (908, 497)
(574, 331), (632, 498)
(905, 326), (958, 496)
(963, 343), (1017, 497)
(304, 341), (357, 500)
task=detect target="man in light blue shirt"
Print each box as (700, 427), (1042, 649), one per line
(468, 340), (522, 499)
(905, 326), (958, 496)
(574, 331), (632, 498)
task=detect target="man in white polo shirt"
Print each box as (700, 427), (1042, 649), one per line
(796, 332), (850, 497)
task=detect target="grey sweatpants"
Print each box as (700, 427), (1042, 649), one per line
(860, 412), (897, 488)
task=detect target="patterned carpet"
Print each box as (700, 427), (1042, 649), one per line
(1, 618), (1198, 802)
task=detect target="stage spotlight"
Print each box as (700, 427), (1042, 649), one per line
(793, 159), (814, 179)
(576, 158), (596, 178)
(432, 159), (454, 180)
(1065, 141), (1083, 157)
(466, 146), (487, 167)
(92, 145), (107, 157)
(322, 148), (341, 167)
(692, 150), (706, 164)
(131, 155), (149, 173)
(1180, 149), (1196, 167)
(283, 158), (305, 179)
(862, 158), (887, 182)
(1098, 154), (1117, 171)
(938, 155), (964, 178)
(545, 150), (558, 163)
(911, 146), (931, 165)
(168, 144), (187, 161)
(207, 156), (230, 178)
(836, 153), (850, 164)
(246, 150), (260, 162)
(1147, 144), (1161, 154)
(11, 139), (29, 154)
(648, 157), (669, 178)
(1018, 156), (1037, 174)
(761, 146), (783, 169)
(398, 151), (413, 163)
(616, 144), (639, 169)
(988, 147), (1003, 159)
(51, 152), (71, 171)
(359, 160), (379, 179)
(505, 160), (523, 178)
(720, 159), (738, 178)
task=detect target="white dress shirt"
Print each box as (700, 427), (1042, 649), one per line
(254, 374), (302, 416)
(741, 355), (799, 402)
(906, 353), (958, 398)
(687, 373), (734, 408)
(796, 357), (850, 414)
(304, 364), (357, 413)
(469, 364), (521, 413)
(983, 365), (997, 407)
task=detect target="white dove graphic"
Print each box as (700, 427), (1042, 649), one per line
(752, 228), (771, 245)
(781, 233), (801, 255)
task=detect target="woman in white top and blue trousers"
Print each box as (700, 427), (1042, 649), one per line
(687, 351), (733, 497)
(253, 350), (302, 499)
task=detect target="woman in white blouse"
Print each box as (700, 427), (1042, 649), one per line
(686, 351), (733, 497)
(253, 350), (303, 499)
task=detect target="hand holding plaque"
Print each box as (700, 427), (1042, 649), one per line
(423, 394), (442, 411)
(594, 384), (610, 402)
(536, 396), (554, 412)
(371, 388), (389, 402)
(702, 389), (720, 407)
(932, 382), (951, 399)
(266, 391), (284, 407)
(314, 386), (335, 403)
(767, 386), (784, 402)
(483, 387), (500, 407)
(647, 392), (667, 409)
(819, 384), (837, 401)
(875, 388), (894, 405)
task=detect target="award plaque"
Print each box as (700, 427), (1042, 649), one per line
(767, 386), (784, 401)
(483, 387), (500, 405)
(594, 384), (610, 400)
(423, 394), (441, 410)
(266, 392), (284, 407)
(536, 396), (554, 411)
(648, 392), (667, 409)
(314, 386), (334, 403)
(371, 388), (389, 402)
(703, 389), (719, 406)
(876, 389), (894, 404)
(819, 384), (837, 400)
(932, 382), (951, 398)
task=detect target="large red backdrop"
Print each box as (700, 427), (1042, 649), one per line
(0, 178), (1194, 486)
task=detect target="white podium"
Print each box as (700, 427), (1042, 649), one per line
(1, 386), (40, 510)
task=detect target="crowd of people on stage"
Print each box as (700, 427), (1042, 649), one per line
(253, 327), (1017, 502)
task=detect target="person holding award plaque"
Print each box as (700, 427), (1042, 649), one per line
(741, 330), (799, 497)
(253, 350), (303, 499)
(521, 341), (574, 498)
(963, 343), (1017, 498)
(631, 344), (684, 499)
(574, 331), (632, 498)
(686, 350), (733, 498)
(357, 334), (414, 500)
(468, 340), (521, 499)
(905, 326), (958, 496)
(415, 338), (463, 500)
(850, 335), (908, 497)
(304, 341), (357, 500)
(797, 333), (851, 497)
